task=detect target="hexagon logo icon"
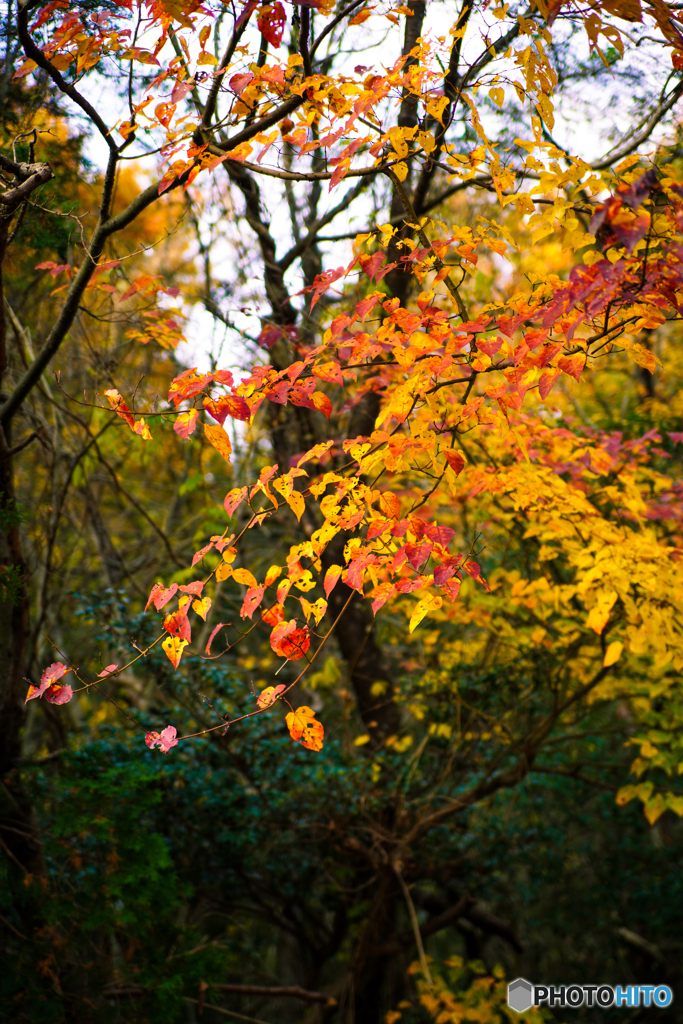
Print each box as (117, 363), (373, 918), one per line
(508, 978), (534, 1013)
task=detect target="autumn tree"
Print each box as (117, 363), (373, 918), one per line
(3, 0), (683, 1019)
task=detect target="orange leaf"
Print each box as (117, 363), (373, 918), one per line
(286, 706), (324, 751)
(270, 620), (310, 660)
(174, 409), (199, 438)
(324, 565), (342, 596)
(204, 422), (233, 463)
(256, 683), (286, 709)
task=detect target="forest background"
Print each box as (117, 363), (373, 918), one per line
(1, 0), (683, 1021)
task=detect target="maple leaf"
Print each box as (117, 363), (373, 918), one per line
(256, 683), (286, 709)
(286, 705), (324, 752)
(162, 636), (188, 669)
(204, 422), (233, 464)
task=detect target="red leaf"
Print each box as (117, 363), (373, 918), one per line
(355, 291), (382, 321)
(41, 662), (69, 686)
(406, 542), (432, 570)
(424, 524), (455, 546)
(204, 394), (251, 424)
(146, 581), (179, 611)
(26, 662), (71, 703)
(104, 388), (135, 428)
(192, 543), (214, 567)
(98, 664), (119, 677)
(359, 252), (385, 282)
(241, 584), (265, 619)
(171, 78), (193, 103)
(539, 368), (561, 400)
(44, 683), (73, 705)
(371, 582), (395, 614)
(257, 1), (286, 46)
(164, 611), (192, 642)
(464, 560), (480, 578)
(145, 725), (178, 753)
(443, 577), (461, 601)
(206, 622), (228, 655)
(229, 72), (254, 95)
(270, 621), (311, 660)
(443, 449), (465, 475)
(179, 581), (204, 596)
(434, 559), (460, 586)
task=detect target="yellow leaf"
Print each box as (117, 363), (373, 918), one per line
(616, 781), (652, 806)
(216, 560), (233, 582)
(409, 593), (442, 634)
(233, 567), (257, 588)
(286, 491), (305, 521)
(204, 422), (232, 464)
(393, 161), (408, 183)
(286, 706), (324, 751)
(644, 793), (668, 826)
(586, 591), (617, 634)
(192, 596), (212, 621)
(162, 636), (188, 669)
(489, 86), (504, 107)
(197, 50), (218, 65)
(603, 640), (623, 667)
(666, 792), (683, 816)
(264, 564), (282, 587)
(354, 734), (371, 746)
